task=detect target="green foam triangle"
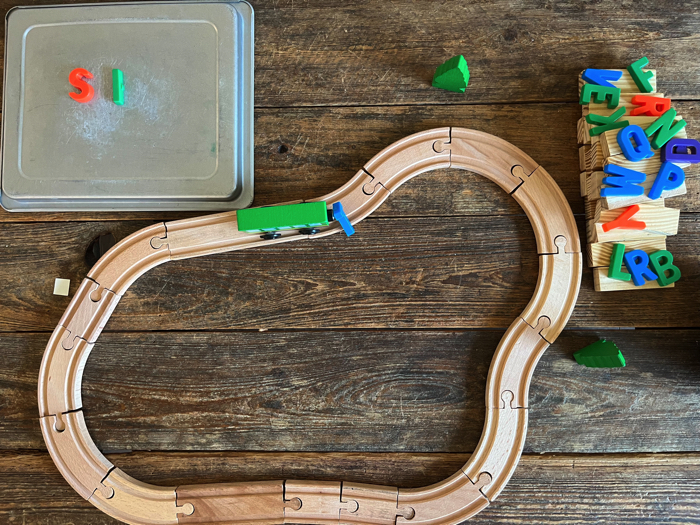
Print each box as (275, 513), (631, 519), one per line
(432, 55), (469, 93)
(574, 339), (626, 368)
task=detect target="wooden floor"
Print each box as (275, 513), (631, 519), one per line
(2, 0), (700, 523)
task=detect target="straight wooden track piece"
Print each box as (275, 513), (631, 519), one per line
(38, 128), (581, 525)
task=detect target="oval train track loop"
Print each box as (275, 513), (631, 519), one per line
(38, 127), (582, 525)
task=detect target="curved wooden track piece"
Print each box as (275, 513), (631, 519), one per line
(38, 128), (581, 525)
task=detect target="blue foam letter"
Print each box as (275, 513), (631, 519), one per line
(617, 124), (654, 162)
(648, 161), (685, 200)
(661, 138), (700, 164)
(623, 250), (658, 287)
(581, 69), (623, 88)
(600, 164), (646, 197)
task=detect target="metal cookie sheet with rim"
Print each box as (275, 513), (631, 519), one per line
(1, 0), (254, 211)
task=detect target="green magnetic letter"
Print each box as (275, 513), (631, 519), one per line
(579, 84), (620, 109)
(627, 57), (654, 93)
(648, 249), (681, 287)
(608, 243), (631, 281)
(644, 108), (687, 150)
(586, 107), (629, 137)
(112, 69), (125, 106)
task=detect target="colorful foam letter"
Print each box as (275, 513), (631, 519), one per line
(661, 138), (700, 164)
(645, 108), (688, 150)
(623, 250), (658, 286)
(586, 107), (629, 137)
(600, 164), (646, 197)
(648, 161), (685, 200)
(627, 57), (654, 93)
(579, 84), (620, 109)
(630, 95), (671, 116)
(112, 69), (125, 105)
(648, 250), (681, 287)
(68, 68), (95, 103)
(608, 243), (632, 282)
(581, 69), (623, 88)
(617, 124), (654, 162)
(602, 205), (646, 233)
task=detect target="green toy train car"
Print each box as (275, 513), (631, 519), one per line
(237, 201), (333, 238)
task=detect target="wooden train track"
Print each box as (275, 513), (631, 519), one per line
(37, 128), (582, 525)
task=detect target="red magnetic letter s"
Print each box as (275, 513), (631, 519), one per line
(69, 68), (95, 103)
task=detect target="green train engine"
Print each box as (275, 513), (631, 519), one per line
(236, 201), (335, 239)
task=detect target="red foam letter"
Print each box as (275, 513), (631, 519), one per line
(69, 68), (95, 103)
(630, 95), (671, 117)
(602, 204), (646, 232)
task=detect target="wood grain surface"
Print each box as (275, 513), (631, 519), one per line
(2, 451), (700, 524)
(2, 0), (700, 523)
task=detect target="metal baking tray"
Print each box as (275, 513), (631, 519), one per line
(1, 1), (254, 211)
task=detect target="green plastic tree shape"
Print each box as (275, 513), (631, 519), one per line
(574, 339), (626, 368)
(432, 55), (470, 93)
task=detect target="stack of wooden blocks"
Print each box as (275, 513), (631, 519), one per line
(578, 59), (691, 291)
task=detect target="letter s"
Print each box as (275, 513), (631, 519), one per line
(69, 68), (95, 103)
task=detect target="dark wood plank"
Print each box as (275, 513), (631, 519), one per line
(0, 102), (698, 222)
(2, 1), (700, 107)
(3, 329), (700, 452)
(2, 450), (700, 524)
(1, 215), (699, 332)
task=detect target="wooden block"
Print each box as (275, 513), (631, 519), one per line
(577, 117), (591, 145)
(585, 171), (605, 200)
(588, 237), (667, 268)
(53, 278), (70, 296)
(590, 204), (680, 243)
(579, 69), (657, 94)
(604, 153), (690, 174)
(593, 267), (673, 291)
(584, 198), (597, 221)
(583, 93), (665, 117)
(578, 145), (588, 172)
(599, 157), (688, 208)
(600, 117), (687, 157)
(594, 198), (665, 218)
(587, 141), (604, 172)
